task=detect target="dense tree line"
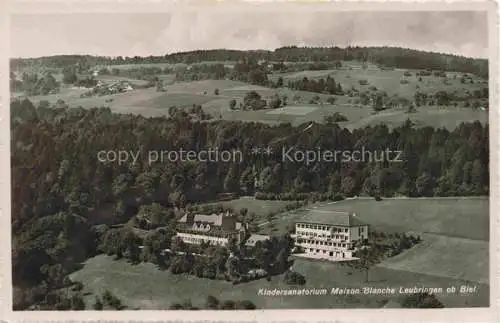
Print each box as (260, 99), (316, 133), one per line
(11, 98), (488, 308)
(11, 46), (488, 78)
(169, 295), (257, 310)
(414, 89), (488, 109)
(287, 76), (343, 95)
(11, 98), (489, 207)
(400, 292), (444, 308)
(175, 64), (229, 82)
(10, 72), (60, 95)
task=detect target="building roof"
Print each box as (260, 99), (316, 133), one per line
(245, 234), (270, 247)
(296, 210), (366, 227)
(178, 212), (244, 231)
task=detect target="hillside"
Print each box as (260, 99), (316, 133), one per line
(11, 46), (488, 77)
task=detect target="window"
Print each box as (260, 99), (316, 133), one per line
(345, 228), (348, 233)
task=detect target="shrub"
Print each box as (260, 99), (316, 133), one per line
(229, 99), (237, 110)
(71, 281), (84, 291)
(268, 95), (282, 109)
(401, 292), (444, 308)
(326, 96), (337, 104)
(93, 297), (103, 310)
(324, 112), (348, 123)
(38, 100), (50, 109)
(221, 300), (236, 309)
(284, 271), (306, 285)
(235, 300), (257, 309)
(70, 293), (85, 310)
(205, 295), (220, 309)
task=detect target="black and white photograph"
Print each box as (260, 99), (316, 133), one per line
(2, 1), (498, 321)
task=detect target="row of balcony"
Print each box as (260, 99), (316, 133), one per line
(295, 232), (349, 241)
(297, 240), (352, 249)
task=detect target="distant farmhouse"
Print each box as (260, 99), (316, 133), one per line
(176, 212), (247, 246)
(293, 211), (369, 260)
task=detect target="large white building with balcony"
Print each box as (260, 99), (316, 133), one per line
(293, 211), (369, 260)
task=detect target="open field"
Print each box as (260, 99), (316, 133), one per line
(94, 75), (150, 86)
(18, 80), (246, 117)
(20, 84), (487, 130)
(98, 61), (236, 71)
(270, 66), (486, 99)
(70, 196), (489, 309)
(267, 197), (489, 240)
(198, 196), (296, 222)
(168, 79), (247, 94)
(15, 60), (488, 130)
(70, 254), (489, 309)
(378, 233), (488, 284)
(342, 105), (488, 131)
(263, 197), (488, 285)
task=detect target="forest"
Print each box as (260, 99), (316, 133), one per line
(10, 95), (488, 308)
(10, 46), (488, 78)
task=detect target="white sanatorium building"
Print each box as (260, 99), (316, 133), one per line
(293, 211), (369, 260)
(176, 212), (247, 246)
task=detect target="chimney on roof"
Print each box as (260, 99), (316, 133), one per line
(186, 213), (195, 224)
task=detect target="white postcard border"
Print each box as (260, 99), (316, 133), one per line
(1, 1), (499, 322)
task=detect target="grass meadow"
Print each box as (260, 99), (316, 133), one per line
(17, 61), (488, 130)
(70, 197), (489, 309)
(210, 196), (294, 217)
(267, 197), (489, 241)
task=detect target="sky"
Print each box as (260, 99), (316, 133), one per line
(10, 10), (489, 59)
